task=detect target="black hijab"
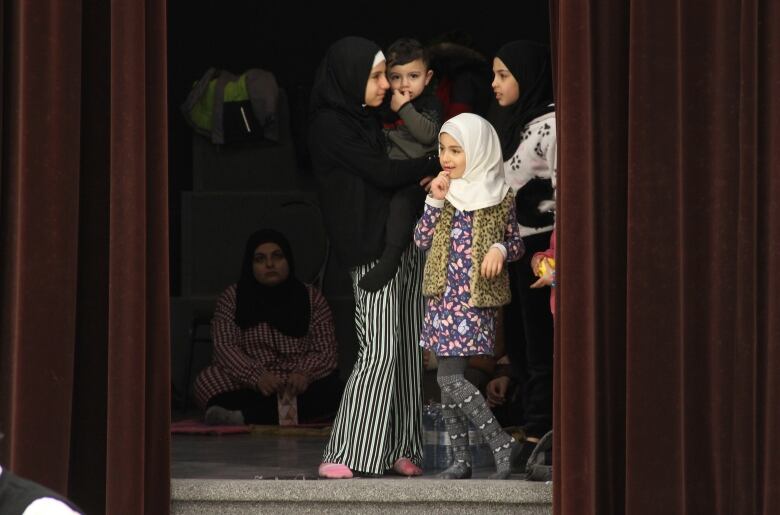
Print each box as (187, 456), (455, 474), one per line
(490, 40), (555, 160)
(234, 229), (311, 337)
(310, 36), (387, 153)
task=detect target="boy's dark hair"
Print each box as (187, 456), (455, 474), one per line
(386, 38), (429, 69)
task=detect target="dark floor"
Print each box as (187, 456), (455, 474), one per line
(171, 432), (518, 480)
(172, 433), (320, 479)
(171, 402), (522, 480)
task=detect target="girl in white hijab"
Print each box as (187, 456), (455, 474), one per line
(414, 113), (525, 479)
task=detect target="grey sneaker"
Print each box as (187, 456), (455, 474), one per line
(436, 460), (472, 479)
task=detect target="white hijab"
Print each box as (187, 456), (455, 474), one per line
(441, 113), (510, 212)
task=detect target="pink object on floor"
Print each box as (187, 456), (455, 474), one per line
(393, 458), (423, 476)
(318, 462), (353, 479)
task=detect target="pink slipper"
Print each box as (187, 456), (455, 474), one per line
(393, 458), (423, 476)
(318, 462), (353, 479)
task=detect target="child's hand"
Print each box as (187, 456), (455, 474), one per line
(530, 254), (545, 276)
(390, 88), (411, 112)
(530, 257), (554, 289)
(429, 171), (450, 200)
(480, 247), (505, 279)
(530, 271), (554, 288)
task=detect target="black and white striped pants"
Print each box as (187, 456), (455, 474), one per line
(321, 245), (425, 474)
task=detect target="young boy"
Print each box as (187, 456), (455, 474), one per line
(358, 38), (443, 291)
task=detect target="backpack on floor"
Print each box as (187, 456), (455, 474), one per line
(525, 430), (553, 481)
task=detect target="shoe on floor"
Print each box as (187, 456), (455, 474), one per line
(392, 457), (423, 476)
(318, 462), (353, 479)
(437, 460), (472, 479)
(204, 406), (245, 426)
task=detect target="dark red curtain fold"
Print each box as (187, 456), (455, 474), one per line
(1, 1), (170, 514)
(552, 1), (779, 514)
(0, 0), (84, 491)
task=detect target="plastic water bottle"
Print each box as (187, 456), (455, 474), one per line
(422, 403), (452, 471)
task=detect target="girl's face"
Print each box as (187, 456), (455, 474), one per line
(364, 60), (390, 107)
(252, 242), (290, 286)
(387, 59), (433, 101)
(491, 57), (520, 106)
(438, 132), (466, 179)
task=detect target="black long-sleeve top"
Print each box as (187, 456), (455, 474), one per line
(308, 109), (439, 267)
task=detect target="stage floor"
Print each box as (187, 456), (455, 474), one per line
(171, 432), (525, 480)
(170, 415), (553, 514)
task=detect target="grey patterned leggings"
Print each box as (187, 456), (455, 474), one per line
(437, 356), (515, 472)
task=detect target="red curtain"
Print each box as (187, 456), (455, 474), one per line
(0, 1), (170, 514)
(552, 1), (780, 514)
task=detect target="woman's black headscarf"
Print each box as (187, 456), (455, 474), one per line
(310, 36), (387, 153)
(490, 40), (555, 160)
(234, 229), (310, 337)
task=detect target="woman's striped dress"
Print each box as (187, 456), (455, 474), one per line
(321, 245), (426, 474)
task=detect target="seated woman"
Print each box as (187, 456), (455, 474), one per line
(193, 228), (343, 425)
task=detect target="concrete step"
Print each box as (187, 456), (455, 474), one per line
(171, 477), (552, 514)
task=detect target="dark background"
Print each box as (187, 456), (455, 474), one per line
(166, 0), (551, 294)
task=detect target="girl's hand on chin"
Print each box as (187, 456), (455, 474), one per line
(430, 171), (450, 200)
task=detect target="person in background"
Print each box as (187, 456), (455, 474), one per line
(308, 36), (440, 479)
(426, 30), (494, 119)
(193, 229), (343, 426)
(485, 355), (526, 428)
(487, 40), (557, 466)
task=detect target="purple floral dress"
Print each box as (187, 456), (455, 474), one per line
(414, 201), (524, 356)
